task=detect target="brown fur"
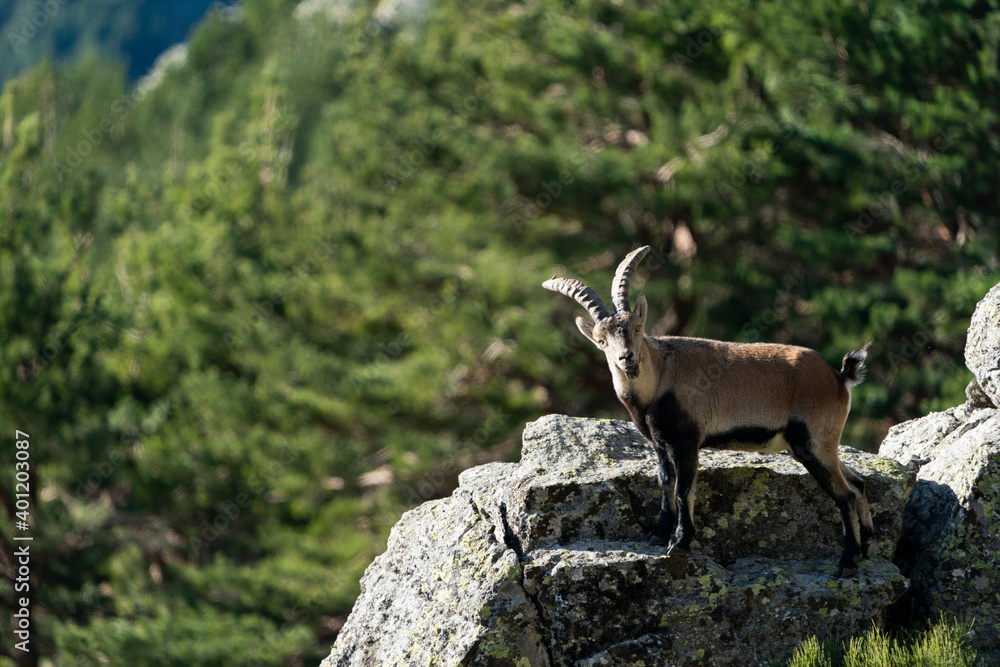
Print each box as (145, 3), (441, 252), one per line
(553, 253), (872, 577)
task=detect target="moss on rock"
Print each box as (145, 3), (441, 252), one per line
(327, 415), (913, 666)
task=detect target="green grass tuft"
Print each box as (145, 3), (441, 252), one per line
(785, 617), (978, 667)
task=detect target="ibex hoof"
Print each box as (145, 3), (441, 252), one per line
(836, 564), (859, 578)
(647, 532), (670, 547)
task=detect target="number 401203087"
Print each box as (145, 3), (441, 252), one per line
(15, 431), (30, 527)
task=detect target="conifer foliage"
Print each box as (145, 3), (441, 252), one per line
(1, 0), (998, 664)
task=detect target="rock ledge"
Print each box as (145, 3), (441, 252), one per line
(325, 415), (914, 666)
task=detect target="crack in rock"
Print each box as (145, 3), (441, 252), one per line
(327, 414), (916, 666)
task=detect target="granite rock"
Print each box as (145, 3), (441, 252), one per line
(877, 279), (1000, 649)
(881, 406), (1000, 650)
(966, 282), (1000, 407)
(326, 415), (913, 666)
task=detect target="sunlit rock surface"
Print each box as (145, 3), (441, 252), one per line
(882, 402), (1000, 650)
(965, 282), (1000, 408)
(325, 415), (912, 666)
(879, 282), (1000, 651)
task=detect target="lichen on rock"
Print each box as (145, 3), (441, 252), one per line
(523, 544), (906, 667)
(324, 280), (1000, 664)
(461, 415), (912, 565)
(878, 281), (1000, 651)
(883, 407), (1000, 650)
(965, 281), (1000, 408)
(323, 494), (550, 666)
(326, 414), (913, 666)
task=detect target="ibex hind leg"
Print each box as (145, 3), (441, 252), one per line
(841, 462), (874, 557)
(786, 420), (863, 577)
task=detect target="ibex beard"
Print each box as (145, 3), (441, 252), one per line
(544, 246), (873, 577)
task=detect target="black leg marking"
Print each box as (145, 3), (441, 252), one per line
(786, 419), (863, 577)
(621, 399), (652, 441)
(667, 440), (699, 555)
(635, 391), (702, 554)
(647, 445), (677, 546)
(842, 463), (874, 557)
(702, 425), (781, 450)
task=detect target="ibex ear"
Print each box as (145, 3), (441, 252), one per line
(575, 316), (599, 345)
(634, 294), (648, 323)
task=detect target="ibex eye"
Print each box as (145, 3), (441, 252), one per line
(543, 244), (874, 579)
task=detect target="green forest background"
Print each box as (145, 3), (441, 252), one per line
(1, 0), (998, 664)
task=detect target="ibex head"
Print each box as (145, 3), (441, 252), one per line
(544, 244), (875, 578)
(543, 246), (650, 378)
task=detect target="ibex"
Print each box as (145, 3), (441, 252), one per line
(544, 246), (873, 577)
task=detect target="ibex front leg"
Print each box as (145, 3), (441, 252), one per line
(664, 437), (699, 556)
(647, 443), (677, 546)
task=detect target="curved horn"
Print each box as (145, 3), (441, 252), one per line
(612, 245), (650, 313)
(543, 277), (611, 322)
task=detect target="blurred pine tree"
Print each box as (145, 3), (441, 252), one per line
(1, 0), (997, 663)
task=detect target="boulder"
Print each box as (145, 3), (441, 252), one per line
(875, 280), (1000, 652)
(326, 415), (913, 666)
(966, 282), (1000, 408)
(322, 493), (550, 666)
(881, 403), (1000, 650)
(464, 415), (911, 564)
(524, 547), (906, 666)
(966, 377), (996, 410)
